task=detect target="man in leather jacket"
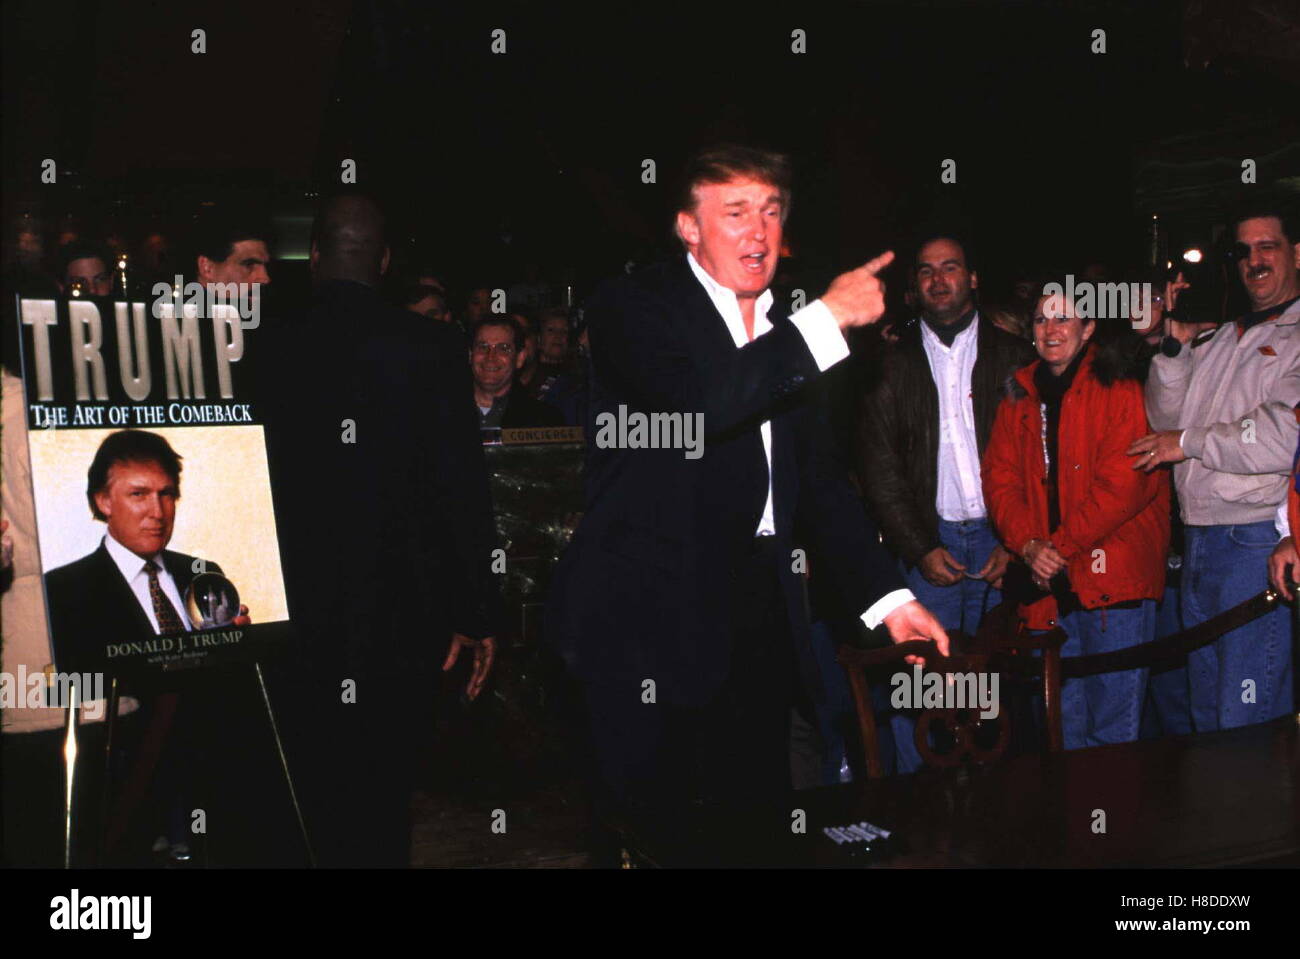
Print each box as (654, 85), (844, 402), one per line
(857, 235), (1034, 772)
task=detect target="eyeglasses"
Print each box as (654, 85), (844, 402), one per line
(473, 343), (516, 357)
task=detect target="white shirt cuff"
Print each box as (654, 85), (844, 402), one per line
(1275, 499), (1290, 541)
(790, 299), (849, 372)
(860, 588), (915, 631)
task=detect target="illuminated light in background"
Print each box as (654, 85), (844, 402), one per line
(1182, 248), (1203, 264)
(272, 214), (315, 261)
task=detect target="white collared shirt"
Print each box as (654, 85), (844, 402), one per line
(685, 253), (913, 629)
(920, 316), (987, 521)
(102, 531), (194, 634)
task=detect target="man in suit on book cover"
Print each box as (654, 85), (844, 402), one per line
(45, 429), (245, 671)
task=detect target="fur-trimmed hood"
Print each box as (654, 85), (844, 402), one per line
(1002, 334), (1150, 400)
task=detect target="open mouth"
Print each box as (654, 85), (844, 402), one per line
(740, 252), (767, 274)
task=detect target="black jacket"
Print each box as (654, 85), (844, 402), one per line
(546, 257), (903, 707)
(256, 279), (501, 682)
(500, 388), (566, 429)
(249, 278), (504, 867)
(857, 315), (1034, 565)
(46, 543), (213, 673)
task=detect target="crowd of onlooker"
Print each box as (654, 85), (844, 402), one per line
(396, 271), (588, 431)
(831, 198), (1299, 777)
(4, 193), (1298, 790)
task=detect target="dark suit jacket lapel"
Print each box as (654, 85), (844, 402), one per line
(162, 550), (196, 596)
(93, 542), (157, 638)
(672, 256), (748, 361)
(767, 302), (800, 538)
(672, 257), (769, 521)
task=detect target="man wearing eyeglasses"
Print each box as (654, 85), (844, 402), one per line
(469, 314), (564, 430)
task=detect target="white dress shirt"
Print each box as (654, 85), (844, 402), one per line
(103, 531), (194, 633)
(686, 253), (913, 629)
(920, 316), (987, 521)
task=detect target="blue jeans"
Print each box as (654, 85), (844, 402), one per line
(1058, 601), (1155, 749)
(1141, 584), (1193, 738)
(1183, 521), (1294, 732)
(890, 518), (1002, 774)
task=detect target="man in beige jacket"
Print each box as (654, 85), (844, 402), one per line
(1132, 198), (1300, 732)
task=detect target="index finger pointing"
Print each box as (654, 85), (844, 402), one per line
(861, 250), (895, 275)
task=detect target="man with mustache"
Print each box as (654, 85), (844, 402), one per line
(858, 235), (1033, 772)
(1135, 198), (1300, 731)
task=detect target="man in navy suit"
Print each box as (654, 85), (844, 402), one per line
(44, 429), (248, 863)
(549, 146), (949, 817)
(45, 430), (241, 673)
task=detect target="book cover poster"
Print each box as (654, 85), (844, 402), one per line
(15, 294), (292, 676)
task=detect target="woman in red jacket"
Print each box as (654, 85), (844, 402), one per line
(983, 291), (1170, 748)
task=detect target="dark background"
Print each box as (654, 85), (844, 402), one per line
(4, 0), (1298, 311)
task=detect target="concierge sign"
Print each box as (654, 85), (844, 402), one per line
(14, 294), (293, 677)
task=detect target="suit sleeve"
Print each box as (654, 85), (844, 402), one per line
(426, 328), (502, 639)
(1051, 381), (1162, 560)
(857, 363), (938, 564)
(795, 385), (905, 619)
(587, 281), (827, 439)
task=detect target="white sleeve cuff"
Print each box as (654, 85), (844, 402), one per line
(860, 588), (915, 631)
(790, 299), (850, 372)
(1275, 499), (1290, 541)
